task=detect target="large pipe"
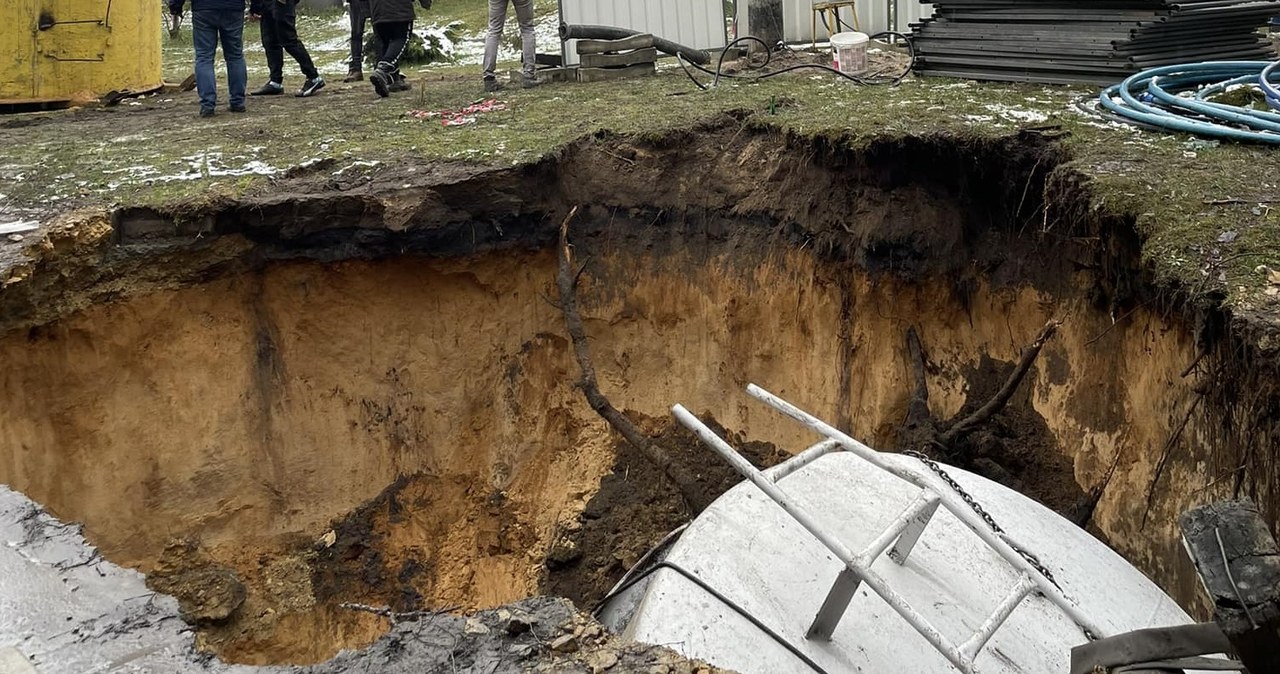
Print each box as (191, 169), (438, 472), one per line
(559, 23), (711, 65)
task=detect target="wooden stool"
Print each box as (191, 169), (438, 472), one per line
(811, 1), (861, 49)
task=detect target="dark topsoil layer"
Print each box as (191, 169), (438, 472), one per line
(544, 413), (789, 609)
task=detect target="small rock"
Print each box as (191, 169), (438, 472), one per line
(508, 644), (534, 657)
(464, 618), (490, 635)
(546, 535), (581, 565)
(162, 567), (246, 625)
(587, 650), (619, 673)
(6, 234), (22, 243)
(318, 530), (336, 548)
(1268, 269), (1280, 286)
(550, 634), (579, 653)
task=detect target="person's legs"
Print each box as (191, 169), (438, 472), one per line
(218, 10), (248, 109)
(260, 3), (285, 85)
(511, 0), (536, 79)
(370, 20), (410, 97)
(346, 0), (368, 79)
(379, 21), (411, 72)
(481, 0), (508, 80)
(273, 0), (319, 80)
(191, 10), (219, 113)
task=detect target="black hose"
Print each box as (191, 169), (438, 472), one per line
(593, 560), (832, 674)
(678, 33), (916, 91)
(560, 23), (711, 65)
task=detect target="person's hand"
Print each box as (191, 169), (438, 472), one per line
(250, 12), (260, 20)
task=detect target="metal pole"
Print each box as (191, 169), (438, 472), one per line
(763, 439), (843, 482)
(960, 574), (1037, 660)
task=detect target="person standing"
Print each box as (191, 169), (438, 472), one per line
(367, 0), (430, 97)
(168, 0), (248, 117)
(249, 0), (326, 97)
(344, 0), (372, 82)
(482, 0), (539, 92)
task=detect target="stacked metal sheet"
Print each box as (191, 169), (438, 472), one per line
(910, 0), (1280, 85)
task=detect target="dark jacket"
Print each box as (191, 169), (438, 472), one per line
(169, 0), (247, 14)
(248, 0), (287, 16)
(370, 0), (426, 24)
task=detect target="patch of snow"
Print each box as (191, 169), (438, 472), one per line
(105, 153), (280, 187)
(333, 160), (381, 175)
(983, 103), (1049, 123)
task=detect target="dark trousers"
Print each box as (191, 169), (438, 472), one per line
(349, 0), (370, 68)
(372, 21), (411, 73)
(261, 0), (318, 83)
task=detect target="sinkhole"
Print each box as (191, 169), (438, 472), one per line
(1, 124), (1275, 666)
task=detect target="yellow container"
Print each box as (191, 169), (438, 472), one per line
(1, 0), (163, 104)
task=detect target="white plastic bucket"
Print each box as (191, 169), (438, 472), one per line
(830, 32), (869, 75)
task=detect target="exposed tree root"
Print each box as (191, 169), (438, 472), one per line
(900, 320), (1062, 455)
(556, 207), (703, 511)
(899, 327), (942, 454)
(941, 320), (1062, 446)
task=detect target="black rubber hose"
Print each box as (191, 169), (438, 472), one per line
(560, 23), (711, 65)
(678, 33), (915, 91)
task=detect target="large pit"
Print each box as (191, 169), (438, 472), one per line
(2, 123), (1277, 666)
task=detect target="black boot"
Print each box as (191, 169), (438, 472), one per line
(370, 62), (393, 98)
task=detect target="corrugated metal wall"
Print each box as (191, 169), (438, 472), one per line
(764, 0), (934, 43)
(558, 0), (728, 65)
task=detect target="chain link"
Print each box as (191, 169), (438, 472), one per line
(903, 449), (1099, 641)
(903, 449), (1061, 589)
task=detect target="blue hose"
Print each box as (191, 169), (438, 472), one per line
(1099, 61), (1280, 144)
(1263, 60), (1280, 111)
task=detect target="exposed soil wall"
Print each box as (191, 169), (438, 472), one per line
(1, 120), (1277, 664)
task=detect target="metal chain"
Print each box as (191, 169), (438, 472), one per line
(903, 449), (1062, 590)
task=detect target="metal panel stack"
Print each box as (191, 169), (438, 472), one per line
(910, 0), (1280, 85)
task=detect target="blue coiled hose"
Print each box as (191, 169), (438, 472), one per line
(1263, 60), (1280, 111)
(1099, 61), (1280, 144)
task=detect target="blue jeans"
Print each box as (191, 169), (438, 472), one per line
(192, 9), (248, 109)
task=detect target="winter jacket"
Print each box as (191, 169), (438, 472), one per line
(370, 0), (429, 25)
(168, 0), (247, 14)
(248, 0), (290, 16)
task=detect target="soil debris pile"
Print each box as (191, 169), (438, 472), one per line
(544, 413), (786, 609)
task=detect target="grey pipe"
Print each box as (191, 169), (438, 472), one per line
(559, 23), (711, 65)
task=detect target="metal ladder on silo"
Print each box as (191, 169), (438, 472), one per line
(671, 384), (1105, 674)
